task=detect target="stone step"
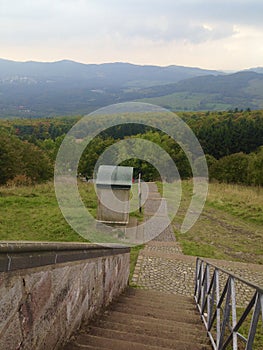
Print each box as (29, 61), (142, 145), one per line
(99, 312), (205, 333)
(88, 323), (209, 343)
(109, 303), (201, 324)
(74, 334), (210, 350)
(121, 290), (195, 306)
(67, 334), (171, 349)
(101, 309), (205, 332)
(88, 327), (210, 348)
(105, 308), (201, 326)
(116, 297), (196, 313)
(110, 299), (199, 317)
(124, 287), (194, 302)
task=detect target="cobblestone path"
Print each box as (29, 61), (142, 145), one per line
(132, 183), (263, 306)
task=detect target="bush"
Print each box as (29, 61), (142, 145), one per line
(6, 175), (33, 187)
(0, 130), (53, 185)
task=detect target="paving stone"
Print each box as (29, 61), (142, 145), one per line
(132, 182), (263, 307)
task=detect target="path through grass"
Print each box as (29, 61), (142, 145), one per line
(159, 181), (263, 264)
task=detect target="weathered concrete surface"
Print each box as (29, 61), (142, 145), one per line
(0, 242), (130, 350)
(97, 187), (130, 224)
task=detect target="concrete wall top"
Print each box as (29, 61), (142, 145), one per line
(0, 241), (130, 273)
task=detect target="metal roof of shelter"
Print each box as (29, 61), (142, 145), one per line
(96, 165), (133, 189)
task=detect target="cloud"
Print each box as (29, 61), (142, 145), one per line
(0, 0), (263, 69)
(1, 0), (262, 43)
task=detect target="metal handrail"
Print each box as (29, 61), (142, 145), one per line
(194, 258), (263, 350)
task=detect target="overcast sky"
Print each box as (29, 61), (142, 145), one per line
(1, 0), (263, 70)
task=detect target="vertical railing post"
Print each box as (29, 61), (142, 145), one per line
(218, 277), (231, 349)
(206, 265), (211, 323)
(215, 268), (221, 348)
(230, 277), (238, 350)
(208, 271), (215, 330)
(246, 293), (261, 350)
(195, 258), (200, 297)
(197, 259), (204, 305)
(201, 264), (208, 314)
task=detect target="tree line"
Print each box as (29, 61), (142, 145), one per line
(0, 110), (262, 186)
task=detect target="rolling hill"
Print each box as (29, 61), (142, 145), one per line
(137, 71), (263, 111)
(0, 58), (263, 117)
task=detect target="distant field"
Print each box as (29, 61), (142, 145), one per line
(0, 181), (262, 264)
(138, 92), (232, 111)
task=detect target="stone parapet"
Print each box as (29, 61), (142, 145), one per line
(0, 241), (130, 350)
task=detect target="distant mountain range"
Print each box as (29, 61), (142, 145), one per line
(0, 58), (263, 117)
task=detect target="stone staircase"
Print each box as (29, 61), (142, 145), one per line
(63, 287), (211, 350)
(63, 182), (211, 349)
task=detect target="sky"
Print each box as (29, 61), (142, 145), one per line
(0, 0), (263, 71)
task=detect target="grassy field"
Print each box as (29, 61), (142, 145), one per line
(0, 181), (141, 240)
(164, 180), (263, 264)
(0, 182), (86, 242)
(1, 180), (262, 265)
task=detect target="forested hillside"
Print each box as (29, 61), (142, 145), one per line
(0, 110), (262, 186)
(0, 59), (221, 117)
(1, 59), (263, 117)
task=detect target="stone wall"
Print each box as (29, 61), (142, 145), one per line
(0, 242), (130, 350)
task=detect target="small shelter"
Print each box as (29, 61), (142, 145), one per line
(96, 165), (133, 224)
